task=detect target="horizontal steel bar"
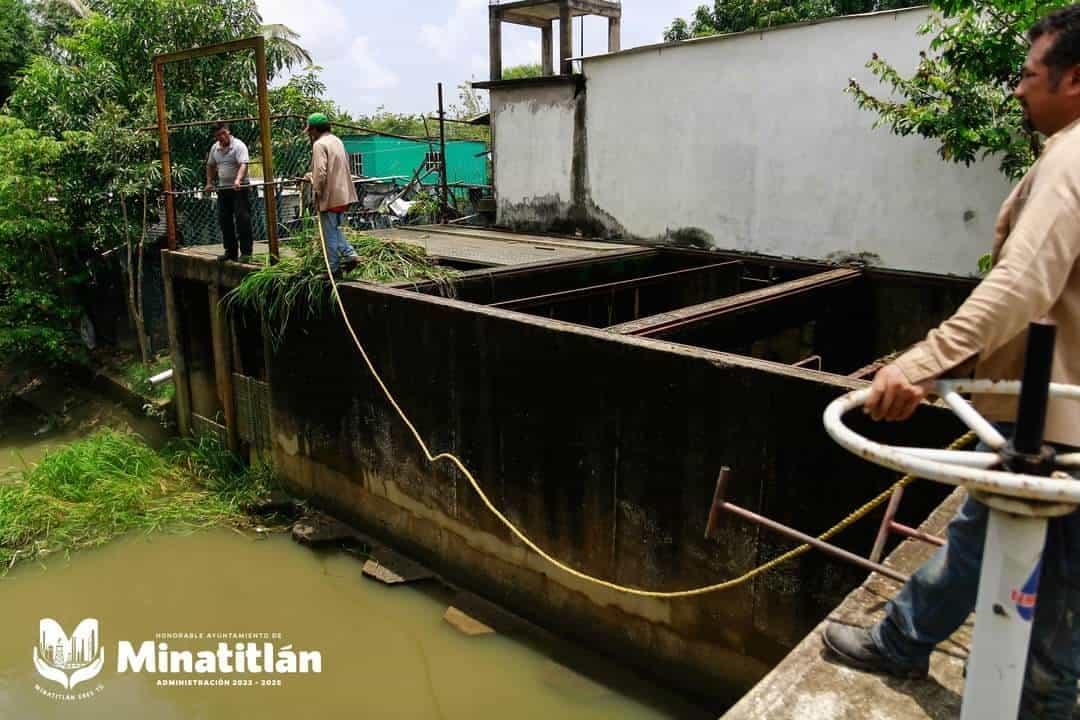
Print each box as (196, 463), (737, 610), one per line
(154, 37), (261, 66)
(890, 521), (945, 547)
(607, 267), (861, 337)
(490, 261), (742, 310)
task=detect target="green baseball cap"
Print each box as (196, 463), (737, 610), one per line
(306, 112), (329, 126)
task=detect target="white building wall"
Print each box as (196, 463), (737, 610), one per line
(490, 83), (579, 226)
(581, 9), (1012, 275)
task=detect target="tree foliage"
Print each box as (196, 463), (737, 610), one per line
(0, 0), (36, 107)
(0, 0), (326, 365)
(847, 0), (1068, 179)
(664, 0), (918, 40)
(502, 63), (543, 80)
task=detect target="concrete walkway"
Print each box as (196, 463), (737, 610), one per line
(724, 490), (970, 720)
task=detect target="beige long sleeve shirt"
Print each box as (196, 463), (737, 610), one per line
(310, 133), (359, 212)
(894, 117), (1080, 445)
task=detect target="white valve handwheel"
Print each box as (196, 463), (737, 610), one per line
(823, 379), (1080, 505)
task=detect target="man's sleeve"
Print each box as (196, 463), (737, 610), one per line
(894, 153), (1080, 383)
(235, 141), (249, 165)
(207, 147), (217, 168)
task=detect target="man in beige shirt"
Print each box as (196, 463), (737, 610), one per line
(304, 113), (360, 273)
(824, 7), (1080, 717)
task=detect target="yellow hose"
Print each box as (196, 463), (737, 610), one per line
(314, 208), (974, 598)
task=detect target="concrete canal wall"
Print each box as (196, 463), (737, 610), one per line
(162, 240), (970, 709)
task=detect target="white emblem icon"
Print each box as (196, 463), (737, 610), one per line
(33, 618), (105, 690)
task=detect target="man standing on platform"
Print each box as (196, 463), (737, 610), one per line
(205, 123), (253, 261)
(304, 113), (359, 274)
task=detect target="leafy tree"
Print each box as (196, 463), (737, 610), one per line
(1, 0), (325, 367)
(0, 0), (36, 107)
(847, 0), (1065, 180)
(0, 116), (81, 364)
(665, 0), (919, 39)
(502, 63), (543, 80)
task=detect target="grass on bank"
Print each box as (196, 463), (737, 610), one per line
(0, 429), (275, 571)
(123, 354), (175, 401)
(224, 222), (457, 350)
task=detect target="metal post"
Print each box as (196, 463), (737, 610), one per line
(254, 37), (279, 262)
(962, 511), (1047, 720)
(963, 322), (1057, 720)
(437, 82), (449, 223)
(153, 61), (177, 251)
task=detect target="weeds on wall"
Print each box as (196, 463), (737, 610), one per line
(224, 219), (457, 350)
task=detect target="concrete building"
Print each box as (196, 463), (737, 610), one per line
(477, 6), (1014, 276)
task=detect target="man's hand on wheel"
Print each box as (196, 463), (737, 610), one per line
(865, 364), (931, 422)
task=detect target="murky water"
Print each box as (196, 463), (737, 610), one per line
(0, 528), (699, 719)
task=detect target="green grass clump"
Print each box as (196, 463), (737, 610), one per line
(123, 355), (175, 400)
(0, 429), (274, 571)
(225, 218), (457, 350)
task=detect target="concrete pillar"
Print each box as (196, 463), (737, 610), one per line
(162, 260), (192, 436)
(542, 21), (555, 76)
(208, 283), (239, 452)
(608, 16), (621, 53)
(489, 6), (503, 81)
(559, 1), (573, 75)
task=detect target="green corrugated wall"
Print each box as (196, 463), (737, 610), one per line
(340, 135), (489, 186)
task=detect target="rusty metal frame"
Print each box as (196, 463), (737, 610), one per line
(490, 261), (742, 310)
(705, 468), (908, 583)
(606, 267), (862, 337)
(153, 37), (279, 261)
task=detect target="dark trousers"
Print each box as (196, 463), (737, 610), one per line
(217, 187), (252, 258)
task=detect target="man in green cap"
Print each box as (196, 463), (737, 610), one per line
(304, 113), (359, 273)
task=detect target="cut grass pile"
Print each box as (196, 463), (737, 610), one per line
(0, 429), (275, 571)
(225, 221), (456, 350)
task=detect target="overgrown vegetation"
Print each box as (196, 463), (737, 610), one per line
(224, 221), (457, 350)
(0, 0), (328, 369)
(848, 0), (1065, 180)
(0, 429), (276, 570)
(123, 354), (173, 400)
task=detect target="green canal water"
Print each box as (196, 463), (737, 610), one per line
(0, 383), (700, 719)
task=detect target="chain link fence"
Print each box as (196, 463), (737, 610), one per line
(157, 115), (491, 247)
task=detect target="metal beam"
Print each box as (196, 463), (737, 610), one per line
(491, 261), (741, 310)
(607, 267), (862, 337)
(253, 37), (279, 262)
(152, 36), (279, 261)
(153, 61), (177, 251)
(153, 37), (262, 66)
